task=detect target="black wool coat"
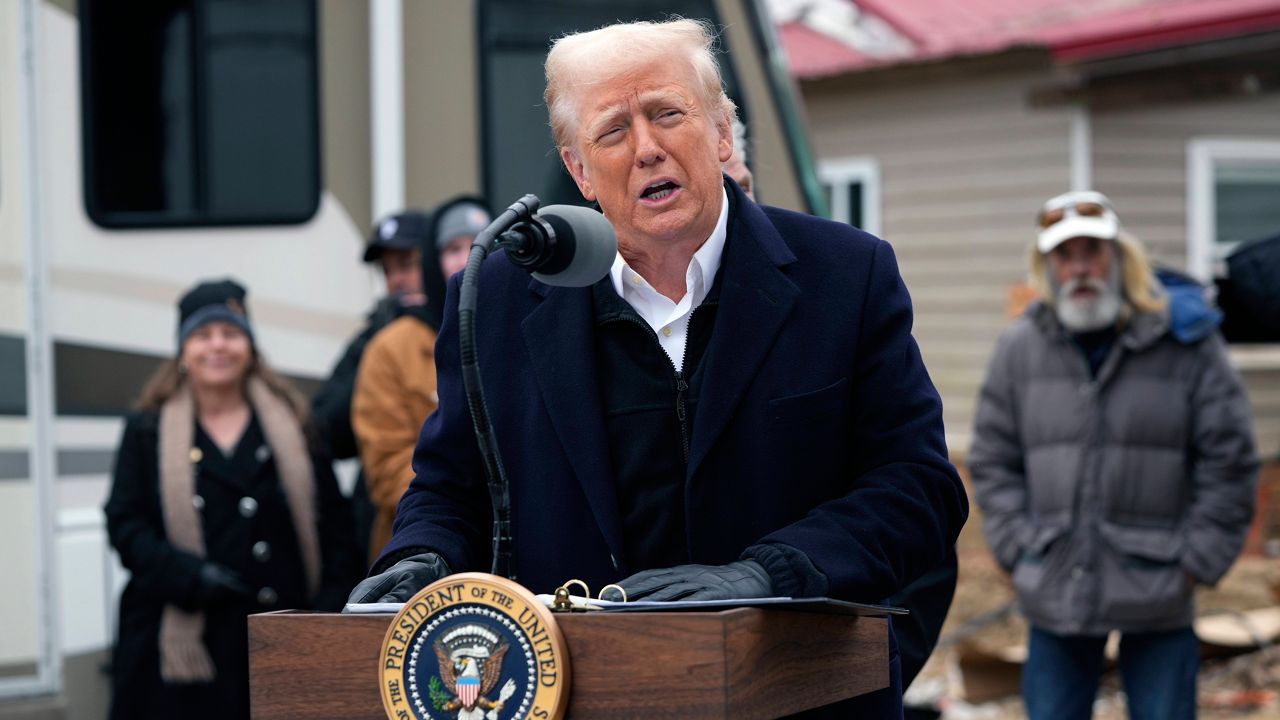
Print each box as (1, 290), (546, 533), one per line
(379, 179), (969, 718)
(105, 410), (361, 720)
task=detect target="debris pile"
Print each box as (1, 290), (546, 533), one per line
(907, 552), (1280, 719)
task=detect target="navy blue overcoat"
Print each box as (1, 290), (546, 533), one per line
(381, 180), (967, 606)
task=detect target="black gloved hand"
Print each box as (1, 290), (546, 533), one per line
(605, 560), (773, 602)
(196, 563), (256, 606)
(346, 552), (451, 605)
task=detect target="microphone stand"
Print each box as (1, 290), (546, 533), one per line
(457, 193), (540, 580)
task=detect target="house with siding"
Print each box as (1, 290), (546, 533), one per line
(773, 0), (1280, 467)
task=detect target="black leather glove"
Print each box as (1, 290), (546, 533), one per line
(346, 552), (451, 604)
(605, 560), (774, 602)
(196, 563), (256, 606)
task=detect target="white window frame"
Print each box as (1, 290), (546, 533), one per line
(817, 157), (881, 237)
(1187, 137), (1280, 282)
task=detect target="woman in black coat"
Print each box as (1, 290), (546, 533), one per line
(104, 279), (361, 720)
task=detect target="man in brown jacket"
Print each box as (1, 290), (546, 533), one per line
(352, 197), (490, 562)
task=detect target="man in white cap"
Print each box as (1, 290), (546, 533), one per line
(969, 190), (1258, 719)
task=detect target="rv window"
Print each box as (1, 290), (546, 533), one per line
(477, 0), (746, 209)
(80, 0), (320, 228)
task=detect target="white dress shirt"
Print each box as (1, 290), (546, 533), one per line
(609, 189), (729, 372)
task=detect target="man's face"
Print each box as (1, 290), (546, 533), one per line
(378, 247), (423, 297)
(438, 235), (473, 279)
(1047, 236), (1122, 331)
(559, 61), (733, 253)
(724, 155), (753, 200)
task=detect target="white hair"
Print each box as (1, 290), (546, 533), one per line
(730, 118), (749, 164)
(1053, 261), (1124, 331)
(543, 18), (738, 149)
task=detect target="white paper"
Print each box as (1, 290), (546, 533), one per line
(342, 601), (405, 614)
(342, 595), (904, 616)
(533, 593), (802, 611)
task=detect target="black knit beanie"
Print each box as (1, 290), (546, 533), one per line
(177, 278), (255, 349)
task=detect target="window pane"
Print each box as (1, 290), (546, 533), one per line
(1215, 162), (1280, 250)
(848, 182), (864, 229)
(81, 0), (319, 227)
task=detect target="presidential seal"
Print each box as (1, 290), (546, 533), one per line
(380, 573), (570, 720)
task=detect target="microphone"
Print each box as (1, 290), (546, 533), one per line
(498, 205), (617, 287)
(457, 195), (615, 579)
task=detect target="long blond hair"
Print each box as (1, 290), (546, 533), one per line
(135, 355), (309, 425)
(1027, 230), (1168, 315)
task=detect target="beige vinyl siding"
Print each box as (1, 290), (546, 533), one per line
(800, 53), (1073, 455)
(1092, 94), (1280, 267)
(1092, 94), (1280, 458)
(1243, 367), (1280, 458)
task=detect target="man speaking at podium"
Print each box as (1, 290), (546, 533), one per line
(351, 18), (967, 716)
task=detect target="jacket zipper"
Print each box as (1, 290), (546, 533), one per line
(616, 305), (702, 466)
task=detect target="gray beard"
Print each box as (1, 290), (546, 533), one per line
(1054, 266), (1123, 332)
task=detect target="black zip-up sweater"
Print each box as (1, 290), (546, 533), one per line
(591, 274), (720, 571)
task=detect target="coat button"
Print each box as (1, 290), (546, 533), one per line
(189, 447), (203, 463)
(192, 495), (205, 510)
(1071, 565), (1085, 580)
(257, 587), (278, 606)
(238, 497), (259, 518)
(252, 541), (272, 562)
(255, 445), (271, 462)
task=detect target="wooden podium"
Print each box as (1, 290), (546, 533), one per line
(249, 607), (888, 719)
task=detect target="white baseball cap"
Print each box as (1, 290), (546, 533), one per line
(1036, 190), (1120, 253)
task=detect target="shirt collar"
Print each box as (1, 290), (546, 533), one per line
(610, 188), (729, 301)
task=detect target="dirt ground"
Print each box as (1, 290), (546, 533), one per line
(909, 488), (1280, 719)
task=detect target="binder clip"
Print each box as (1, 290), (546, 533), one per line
(551, 579), (593, 612)
(550, 579), (626, 612)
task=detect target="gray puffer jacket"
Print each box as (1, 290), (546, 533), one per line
(970, 302), (1258, 635)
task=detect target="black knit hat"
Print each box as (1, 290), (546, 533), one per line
(177, 278), (255, 348)
(363, 210), (432, 263)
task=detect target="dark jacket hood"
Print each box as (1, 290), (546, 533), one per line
(419, 194), (491, 331)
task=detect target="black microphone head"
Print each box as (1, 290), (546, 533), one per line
(530, 205), (617, 288)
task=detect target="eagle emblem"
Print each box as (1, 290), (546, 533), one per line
(380, 574), (569, 720)
(429, 624), (517, 720)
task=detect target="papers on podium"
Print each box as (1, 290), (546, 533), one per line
(345, 595), (906, 616)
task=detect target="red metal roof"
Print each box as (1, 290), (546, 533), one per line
(781, 0), (1280, 79)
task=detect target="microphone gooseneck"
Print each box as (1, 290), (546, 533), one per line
(458, 195), (618, 580)
(458, 194), (539, 580)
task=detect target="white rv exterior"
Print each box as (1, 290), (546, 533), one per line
(0, 0), (376, 709)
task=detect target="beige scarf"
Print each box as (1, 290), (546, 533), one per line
(157, 376), (320, 682)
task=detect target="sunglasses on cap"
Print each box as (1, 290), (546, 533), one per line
(1037, 200), (1109, 228)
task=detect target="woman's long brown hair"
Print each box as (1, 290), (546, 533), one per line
(135, 354), (309, 426)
